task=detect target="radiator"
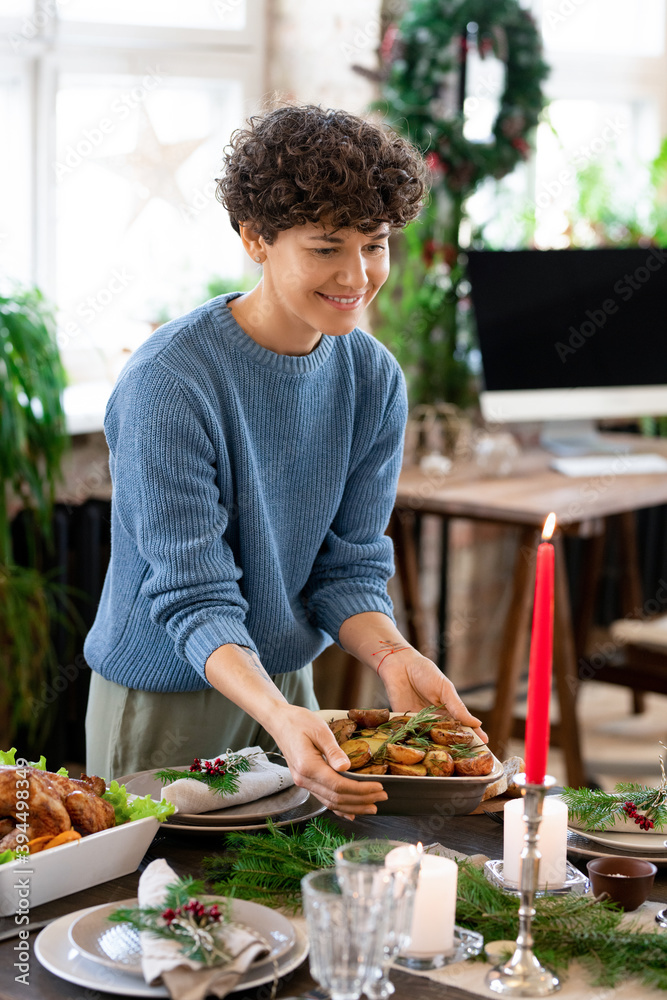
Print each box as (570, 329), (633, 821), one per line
(11, 500), (111, 764)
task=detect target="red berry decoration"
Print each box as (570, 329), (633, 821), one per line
(622, 800), (654, 829)
(202, 757), (226, 777)
(162, 898), (223, 929)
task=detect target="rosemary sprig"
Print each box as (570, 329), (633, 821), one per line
(447, 743), (488, 760)
(156, 752), (253, 798)
(204, 820), (667, 990)
(371, 704), (445, 760)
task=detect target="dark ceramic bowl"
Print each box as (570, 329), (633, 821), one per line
(587, 856), (657, 911)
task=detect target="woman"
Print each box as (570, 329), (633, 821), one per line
(85, 104), (486, 817)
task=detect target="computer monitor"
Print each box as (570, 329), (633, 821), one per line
(466, 247), (667, 454)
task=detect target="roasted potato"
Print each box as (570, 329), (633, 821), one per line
(386, 715), (412, 727)
(423, 750), (455, 776)
(429, 726), (475, 747)
(347, 709), (391, 728)
(387, 763), (428, 776)
(336, 708), (496, 780)
(329, 719), (357, 744)
(384, 743), (426, 765)
(361, 737), (389, 757)
(339, 739), (372, 770)
(454, 751), (495, 777)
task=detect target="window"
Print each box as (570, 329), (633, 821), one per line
(0, 0), (265, 386)
(467, 0), (667, 249)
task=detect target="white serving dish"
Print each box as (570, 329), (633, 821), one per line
(0, 815), (159, 917)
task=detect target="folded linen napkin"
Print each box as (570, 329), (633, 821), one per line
(139, 858), (269, 1000)
(161, 746), (294, 815)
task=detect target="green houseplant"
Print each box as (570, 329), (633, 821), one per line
(0, 284), (69, 742)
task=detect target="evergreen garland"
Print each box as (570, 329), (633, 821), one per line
(203, 819), (667, 990)
(203, 818), (350, 912)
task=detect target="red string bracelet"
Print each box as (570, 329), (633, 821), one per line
(371, 640), (409, 675)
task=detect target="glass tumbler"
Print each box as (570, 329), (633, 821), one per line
(334, 840), (421, 1000)
(301, 868), (392, 1000)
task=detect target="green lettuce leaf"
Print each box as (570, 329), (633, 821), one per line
(103, 780), (175, 824)
(0, 748), (68, 776)
(0, 849), (17, 865)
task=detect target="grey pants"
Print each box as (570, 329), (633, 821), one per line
(85, 665), (318, 781)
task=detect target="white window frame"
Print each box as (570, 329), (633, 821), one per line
(1, 0), (267, 298)
(531, 0), (667, 136)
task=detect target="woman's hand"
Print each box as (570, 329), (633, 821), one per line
(266, 705), (388, 819)
(339, 613), (486, 743)
(379, 651), (488, 743)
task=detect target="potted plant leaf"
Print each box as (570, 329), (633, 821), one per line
(0, 283), (69, 743)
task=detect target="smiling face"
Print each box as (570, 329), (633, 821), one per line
(234, 221), (391, 353)
(268, 222), (391, 334)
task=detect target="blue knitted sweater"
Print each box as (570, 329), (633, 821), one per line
(84, 293), (407, 692)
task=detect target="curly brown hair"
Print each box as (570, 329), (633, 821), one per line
(216, 104), (428, 243)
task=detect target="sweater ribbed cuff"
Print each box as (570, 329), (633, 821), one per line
(184, 619), (259, 680)
(314, 592), (396, 646)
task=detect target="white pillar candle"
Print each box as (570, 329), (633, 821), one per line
(400, 854), (458, 957)
(503, 797), (568, 889)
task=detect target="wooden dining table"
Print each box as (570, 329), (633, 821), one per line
(392, 434), (667, 790)
(1, 809), (666, 1000)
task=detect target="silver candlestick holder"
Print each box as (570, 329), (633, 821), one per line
(486, 774), (561, 996)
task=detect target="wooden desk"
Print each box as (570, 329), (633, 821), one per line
(2, 813), (666, 1000)
(392, 436), (667, 788)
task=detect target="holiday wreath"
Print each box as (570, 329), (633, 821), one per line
(380, 0), (549, 197)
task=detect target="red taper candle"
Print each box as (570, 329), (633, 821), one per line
(524, 513), (556, 784)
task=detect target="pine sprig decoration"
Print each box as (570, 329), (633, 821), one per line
(456, 862), (667, 989)
(204, 819), (667, 990)
(562, 783), (667, 832)
(156, 751), (253, 798)
(203, 817), (351, 911)
(109, 877), (234, 967)
(563, 744), (667, 831)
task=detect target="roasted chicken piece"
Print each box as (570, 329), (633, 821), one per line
(0, 817), (14, 837)
(0, 766), (114, 851)
(40, 769), (109, 803)
(64, 789), (115, 834)
(0, 770), (71, 850)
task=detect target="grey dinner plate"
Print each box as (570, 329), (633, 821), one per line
(68, 896), (296, 975)
(566, 828), (667, 865)
(117, 766), (309, 825)
(163, 793), (327, 834)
